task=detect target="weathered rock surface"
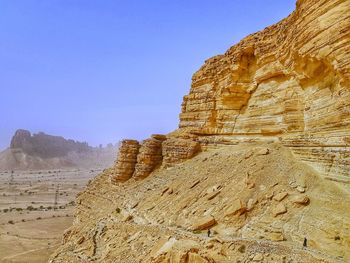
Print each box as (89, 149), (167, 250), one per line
(50, 144), (350, 263)
(133, 135), (166, 180)
(179, 0), (350, 181)
(162, 138), (200, 167)
(110, 140), (140, 183)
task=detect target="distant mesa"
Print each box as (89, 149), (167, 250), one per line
(10, 129), (91, 158)
(0, 129), (117, 171)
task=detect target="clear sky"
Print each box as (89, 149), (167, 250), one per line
(0, 0), (295, 150)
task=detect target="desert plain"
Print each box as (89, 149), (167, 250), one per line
(0, 169), (100, 263)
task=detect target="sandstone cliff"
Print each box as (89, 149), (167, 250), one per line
(50, 0), (350, 262)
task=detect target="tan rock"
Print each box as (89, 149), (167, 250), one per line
(133, 135), (166, 180)
(296, 186), (306, 193)
(273, 192), (288, 202)
(192, 216), (217, 231)
(255, 148), (269, 155)
(253, 253), (264, 261)
(273, 203), (287, 217)
(178, 0), (350, 180)
(162, 138), (200, 166)
(292, 195), (310, 205)
(110, 139), (140, 183)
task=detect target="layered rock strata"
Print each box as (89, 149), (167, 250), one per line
(133, 134), (166, 180)
(162, 138), (200, 167)
(178, 0), (350, 180)
(110, 140), (140, 183)
(111, 136), (200, 183)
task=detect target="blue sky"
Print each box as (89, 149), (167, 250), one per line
(0, 0), (295, 150)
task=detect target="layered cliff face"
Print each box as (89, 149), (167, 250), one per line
(179, 0), (350, 181)
(50, 0), (350, 262)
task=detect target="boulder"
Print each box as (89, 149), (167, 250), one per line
(273, 203), (287, 217)
(292, 195), (310, 205)
(273, 192), (288, 202)
(192, 216), (217, 231)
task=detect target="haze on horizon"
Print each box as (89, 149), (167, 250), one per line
(0, 0), (295, 151)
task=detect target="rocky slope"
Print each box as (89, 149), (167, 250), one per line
(0, 129), (117, 170)
(50, 0), (350, 262)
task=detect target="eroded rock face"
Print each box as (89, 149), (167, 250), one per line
(112, 136), (199, 182)
(110, 140), (140, 183)
(133, 135), (167, 180)
(162, 138), (200, 167)
(179, 0), (350, 180)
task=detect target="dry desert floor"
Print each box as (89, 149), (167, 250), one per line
(0, 169), (100, 263)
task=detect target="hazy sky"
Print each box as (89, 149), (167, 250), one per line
(0, 0), (295, 150)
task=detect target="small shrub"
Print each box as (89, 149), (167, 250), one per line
(115, 208), (121, 213)
(8, 220), (14, 224)
(193, 230), (201, 234)
(36, 217), (42, 220)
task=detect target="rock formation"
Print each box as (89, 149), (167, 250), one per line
(110, 135), (200, 183)
(10, 129), (91, 158)
(162, 138), (200, 167)
(0, 129), (117, 170)
(110, 139), (140, 183)
(178, 0), (350, 181)
(50, 0), (350, 262)
(133, 135), (166, 180)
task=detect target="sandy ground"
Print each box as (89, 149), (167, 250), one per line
(0, 169), (101, 263)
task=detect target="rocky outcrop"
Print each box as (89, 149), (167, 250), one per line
(178, 0), (350, 181)
(133, 135), (166, 180)
(110, 140), (140, 183)
(111, 136), (200, 183)
(162, 138), (200, 167)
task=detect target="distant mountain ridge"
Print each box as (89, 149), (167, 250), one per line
(0, 129), (117, 171)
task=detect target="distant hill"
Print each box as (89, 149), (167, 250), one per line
(0, 129), (118, 171)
